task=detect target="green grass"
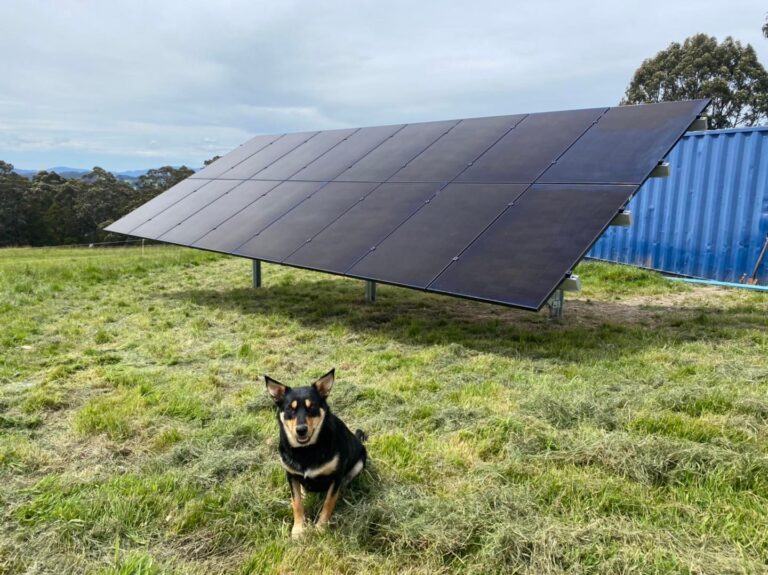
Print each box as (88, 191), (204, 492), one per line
(1, 246), (767, 574)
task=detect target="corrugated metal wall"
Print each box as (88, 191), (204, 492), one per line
(588, 126), (768, 284)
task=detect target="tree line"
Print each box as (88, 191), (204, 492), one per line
(0, 163), (194, 247)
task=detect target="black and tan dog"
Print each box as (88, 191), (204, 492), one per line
(265, 369), (366, 538)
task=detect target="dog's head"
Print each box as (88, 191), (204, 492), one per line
(264, 369), (335, 448)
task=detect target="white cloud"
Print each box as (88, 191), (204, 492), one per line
(1, 0), (766, 170)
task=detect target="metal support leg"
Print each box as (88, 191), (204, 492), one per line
(252, 259), (262, 288)
(547, 289), (564, 320)
(547, 274), (580, 320)
(365, 280), (376, 303)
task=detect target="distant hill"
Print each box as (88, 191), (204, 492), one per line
(11, 166), (197, 183)
(49, 166), (89, 175)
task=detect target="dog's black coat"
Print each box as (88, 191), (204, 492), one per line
(270, 378), (366, 494)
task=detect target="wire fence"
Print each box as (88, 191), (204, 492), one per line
(0, 239), (194, 259)
(13, 239), (147, 249)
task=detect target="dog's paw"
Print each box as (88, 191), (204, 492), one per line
(291, 524), (305, 539)
(315, 520), (329, 533)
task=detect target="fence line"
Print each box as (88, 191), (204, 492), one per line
(9, 239), (146, 249)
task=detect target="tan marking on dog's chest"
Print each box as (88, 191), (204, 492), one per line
(280, 454), (340, 479)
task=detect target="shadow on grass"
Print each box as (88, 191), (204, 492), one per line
(162, 278), (760, 362)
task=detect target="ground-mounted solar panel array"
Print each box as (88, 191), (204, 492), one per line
(106, 99), (709, 310)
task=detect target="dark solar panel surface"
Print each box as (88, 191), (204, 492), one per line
(429, 184), (635, 309)
(106, 100), (709, 310)
(348, 183), (528, 287)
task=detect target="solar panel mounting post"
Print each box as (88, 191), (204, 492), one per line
(547, 274), (581, 320)
(547, 289), (565, 320)
(365, 280), (377, 303)
(252, 259), (262, 288)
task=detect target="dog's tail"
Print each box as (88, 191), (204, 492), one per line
(355, 429), (367, 443)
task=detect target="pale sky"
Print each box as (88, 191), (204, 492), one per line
(1, 0), (766, 171)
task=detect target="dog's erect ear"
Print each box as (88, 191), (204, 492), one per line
(312, 368), (335, 398)
(265, 375), (289, 404)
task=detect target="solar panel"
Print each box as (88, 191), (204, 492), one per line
(348, 183), (527, 288)
(106, 99), (709, 311)
(285, 182), (442, 273)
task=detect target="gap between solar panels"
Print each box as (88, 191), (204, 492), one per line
(105, 100), (709, 319)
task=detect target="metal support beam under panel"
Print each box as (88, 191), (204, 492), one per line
(252, 259), (262, 288)
(547, 289), (564, 320)
(365, 280), (376, 303)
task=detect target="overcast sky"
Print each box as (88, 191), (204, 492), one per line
(1, 0), (766, 171)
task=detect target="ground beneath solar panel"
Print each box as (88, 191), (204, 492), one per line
(1, 246), (767, 574)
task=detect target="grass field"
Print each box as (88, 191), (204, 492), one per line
(1, 246), (767, 574)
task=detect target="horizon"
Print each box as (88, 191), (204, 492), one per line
(8, 164), (199, 174)
(1, 0), (766, 172)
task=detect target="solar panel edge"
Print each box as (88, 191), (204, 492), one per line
(103, 178), (214, 235)
(385, 114), (527, 183)
(130, 179), (245, 240)
(224, 131), (322, 180)
(156, 180), (285, 246)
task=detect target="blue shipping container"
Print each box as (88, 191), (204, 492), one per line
(588, 126), (768, 284)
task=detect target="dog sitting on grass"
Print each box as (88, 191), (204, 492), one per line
(265, 369), (367, 538)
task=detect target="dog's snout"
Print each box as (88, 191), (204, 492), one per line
(296, 424), (308, 437)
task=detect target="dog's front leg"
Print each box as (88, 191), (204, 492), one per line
(316, 481), (340, 531)
(288, 475), (305, 538)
